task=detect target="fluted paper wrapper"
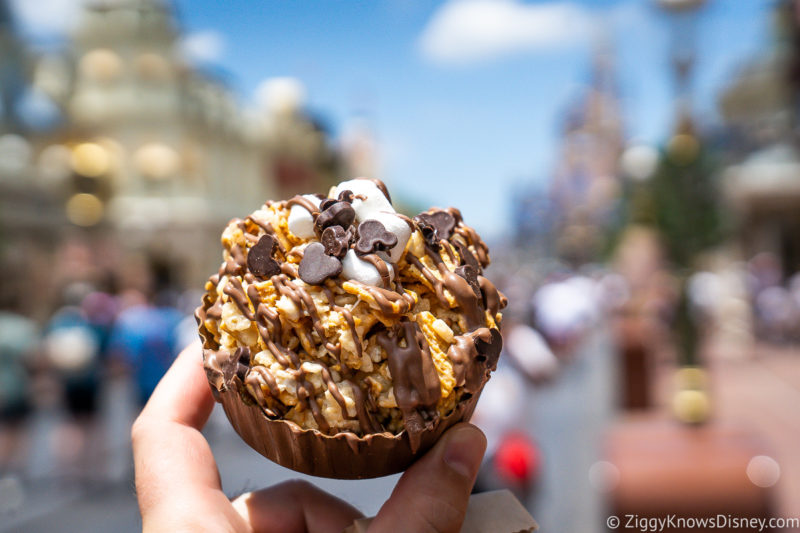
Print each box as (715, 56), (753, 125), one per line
(197, 298), (500, 479)
(214, 379), (483, 479)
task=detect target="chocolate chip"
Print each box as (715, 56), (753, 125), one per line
(315, 201), (356, 233)
(354, 219), (398, 255)
(319, 198), (338, 212)
(223, 347), (251, 386)
(414, 210), (456, 243)
(455, 265), (481, 300)
(454, 240), (480, 271)
(417, 220), (437, 247)
(321, 225), (352, 258)
(299, 242), (342, 284)
(337, 189), (355, 203)
(235, 346), (250, 381)
(247, 235), (280, 279)
(475, 328), (503, 371)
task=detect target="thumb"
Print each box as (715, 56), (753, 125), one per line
(369, 423), (486, 533)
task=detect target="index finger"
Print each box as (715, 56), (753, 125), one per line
(132, 342), (232, 525)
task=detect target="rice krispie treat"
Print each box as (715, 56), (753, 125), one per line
(196, 178), (506, 477)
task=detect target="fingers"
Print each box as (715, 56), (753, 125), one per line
(132, 342), (242, 530)
(369, 423), (486, 533)
(232, 479), (364, 533)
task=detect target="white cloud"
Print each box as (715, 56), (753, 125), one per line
(179, 30), (226, 65)
(9, 0), (81, 39)
(419, 0), (595, 65)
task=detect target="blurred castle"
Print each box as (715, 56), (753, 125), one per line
(512, 47), (624, 264)
(0, 0), (343, 317)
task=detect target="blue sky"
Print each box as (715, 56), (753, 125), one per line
(13, 0), (775, 240)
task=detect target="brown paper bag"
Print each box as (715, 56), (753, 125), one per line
(343, 489), (537, 533)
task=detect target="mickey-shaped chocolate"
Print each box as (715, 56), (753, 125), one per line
(321, 225), (353, 258)
(414, 210), (456, 244)
(315, 201), (356, 234)
(354, 220), (397, 255)
(298, 242), (343, 285)
(247, 235), (280, 279)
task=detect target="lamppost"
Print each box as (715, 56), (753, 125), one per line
(655, 0), (720, 425)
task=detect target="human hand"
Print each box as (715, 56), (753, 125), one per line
(132, 342), (487, 533)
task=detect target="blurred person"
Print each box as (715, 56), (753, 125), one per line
(470, 320), (548, 503)
(748, 252), (783, 295)
(470, 355), (541, 504)
(109, 290), (183, 407)
(786, 272), (800, 340)
(503, 322), (559, 384)
(755, 285), (796, 343)
(532, 276), (599, 354)
(42, 285), (104, 479)
(44, 288), (102, 417)
(133, 343), (487, 533)
(81, 289), (120, 362)
(0, 290), (39, 473)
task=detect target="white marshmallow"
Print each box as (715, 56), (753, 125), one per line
(287, 194), (321, 239)
(334, 179), (410, 262)
(365, 211), (411, 262)
(334, 179), (394, 221)
(342, 249), (394, 287)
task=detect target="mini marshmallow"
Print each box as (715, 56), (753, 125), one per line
(334, 179), (394, 221)
(365, 211), (411, 263)
(287, 194), (321, 239)
(341, 249), (394, 287)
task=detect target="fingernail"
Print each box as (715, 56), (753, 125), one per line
(442, 425), (486, 479)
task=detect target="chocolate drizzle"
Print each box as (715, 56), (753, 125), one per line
(361, 254), (392, 288)
(377, 321), (441, 451)
(348, 280), (415, 317)
(446, 328), (501, 392)
(287, 195), (320, 215)
(359, 177), (392, 203)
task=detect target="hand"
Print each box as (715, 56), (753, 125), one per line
(132, 342), (487, 533)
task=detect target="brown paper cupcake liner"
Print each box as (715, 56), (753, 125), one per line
(196, 293), (499, 479)
(215, 381), (483, 479)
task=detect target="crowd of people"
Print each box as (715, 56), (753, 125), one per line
(0, 271), (198, 486)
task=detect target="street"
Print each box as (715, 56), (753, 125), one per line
(0, 331), (614, 533)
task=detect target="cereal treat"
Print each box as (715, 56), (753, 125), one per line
(196, 178), (506, 478)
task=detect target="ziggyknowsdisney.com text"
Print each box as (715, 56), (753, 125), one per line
(606, 514), (800, 531)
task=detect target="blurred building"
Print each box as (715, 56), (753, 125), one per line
(0, 0), (344, 315)
(721, 0), (800, 277)
(258, 76), (342, 199)
(0, 2), (66, 319)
